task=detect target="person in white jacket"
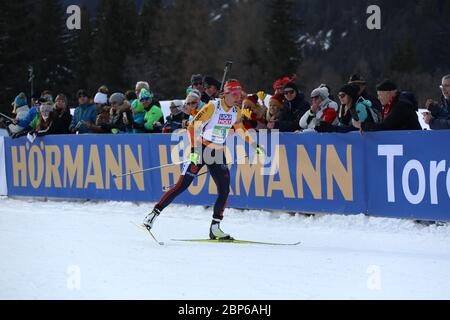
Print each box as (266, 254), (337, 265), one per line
(299, 87), (339, 132)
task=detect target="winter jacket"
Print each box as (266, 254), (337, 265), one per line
(163, 112), (189, 133)
(299, 98), (338, 130)
(429, 117), (450, 130)
(361, 94), (422, 132)
(53, 110), (72, 134)
(281, 93), (310, 131)
(290, 92), (311, 122)
(428, 95), (450, 120)
(107, 101), (134, 133)
(315, 98), (378, 133)
(360, 90), (382, 113)
(15, 105), (30, 121)
(17, 105), (39, 128)
(69, 104), (97, 134)
(141, 105), (164, 132)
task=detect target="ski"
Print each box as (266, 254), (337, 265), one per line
(171, 239), (301, 246)
(132, 222), (164, 246)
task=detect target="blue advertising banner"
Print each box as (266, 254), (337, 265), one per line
(149, 132), (365, 214)
(4, 130), (450, 221)
(364, 130), (450, 221)
(5, 134), (152, 202)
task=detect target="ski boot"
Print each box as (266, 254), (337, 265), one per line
(143, 208), (161, 230)
(209, 219), (234, 240)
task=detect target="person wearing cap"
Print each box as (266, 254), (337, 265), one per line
(143, 79), (265, 241)
(241, 94), (267, 130)
(348, 74), (382, 112)
(6, 93), (30, 135)
(423, 75), (450, 129)
(181, 90), (204, 128)
(53, 94), (73, 134)
(266, 94), (284, 130)
(352, 80), (422, 132)
(133, 88), (164, 133)
(317, 84), (370, 133)
(31, 103), (58, 137)
(161, 100), (187, 133)
(94, 86), (109, 112)
(69, 89), (97, 134)
(201, 76), (221, 103)
(10, 92), (53, 137)
(283, 82), (310, 131)
(108, 93), (134, 134)
(186, 74), (205, 96)
(299, 86), (338, 131)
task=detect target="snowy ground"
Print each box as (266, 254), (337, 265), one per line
(0, 197), (449, 300)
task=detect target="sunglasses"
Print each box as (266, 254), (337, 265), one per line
(140, 98), (151, 102)
(338, 93), (347, 98)
(284, 90), (295, 95)
(311, 96), (321, 100)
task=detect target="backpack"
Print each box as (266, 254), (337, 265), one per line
(356, 96), (381, 123)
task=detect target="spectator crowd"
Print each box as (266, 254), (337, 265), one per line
(1, 73), (450, 138)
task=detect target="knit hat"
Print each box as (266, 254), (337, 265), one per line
(203, 76), (221, 89)
(243, 94), (258, 108)
(339, 84), (360, 101)
(273, 77), (292, 91)
(40, 94), (54, 104)
(283, 82), (299, 93)
(135, 81), (150, 91)
(139, 88), (154, 101)
(311, 87), (329, 100)
(171, 100), (184, 109)
(187, 89), (201, 101)
(191, 74), (203, 85)
(376, 79), (398, 92)
(13, 93), (27, 107)
(77, 89), (89, 97)
(348, 74), (367, 85)
(273, 79), (282, 91)
(269, 94), (284, 108)
(109, 93), (126, 105)
(94, 92), (108, 104)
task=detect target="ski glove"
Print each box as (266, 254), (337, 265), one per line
(256, 145), (266, 156)
(190, 150), (200, 166)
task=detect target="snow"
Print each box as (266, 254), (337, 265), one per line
(1, 197), (449, 300)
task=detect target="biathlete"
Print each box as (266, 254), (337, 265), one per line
(143, 79), (265, 240)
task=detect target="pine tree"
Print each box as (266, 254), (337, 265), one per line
(263, 0), (302, 81)
(91, 0), (137, 91)
(31, 0), (71, 95)
(124, 0), (165, 92)
(67, 5), (94, 95)
(0, 0), (35, 112)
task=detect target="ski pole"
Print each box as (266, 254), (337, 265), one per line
(113, 159), (191, 180)
(0, 113), (15, 122)
(220, 61), (233, 92)
(162, 155), (249, 192)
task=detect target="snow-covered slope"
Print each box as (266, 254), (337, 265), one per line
(1, 198), (449, 299)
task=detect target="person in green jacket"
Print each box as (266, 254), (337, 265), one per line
(136, 89), (164, 133)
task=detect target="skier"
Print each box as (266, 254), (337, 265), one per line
(143, 79), (265, 240)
